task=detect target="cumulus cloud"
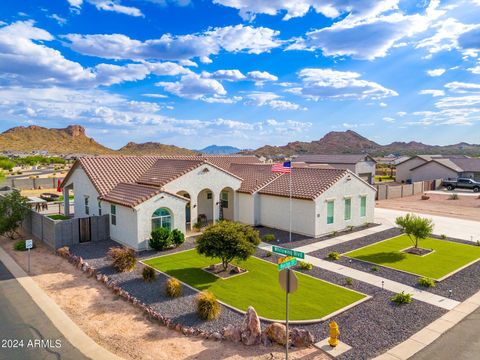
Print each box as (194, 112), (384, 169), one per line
(156, 73), (227, 100)
(213, 0), (399, 21)
(246, 91), (305, 110)
(419, 89), (445, 97)
(247, 71), (278, 86)
(444, 82), (480, 93)
(207, 69), (246, 81)
(426, 68), (445, 77)
(292, 68), (398, 100)
(67, 0), (143, 17)
(63, 25), (282, 62)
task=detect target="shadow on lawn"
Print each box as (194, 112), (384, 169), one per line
(353, 251), (407, 264)
(164, 267), (220, 291)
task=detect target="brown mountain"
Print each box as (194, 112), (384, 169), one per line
(246, 130), (480, 157)
(118, 141), (198, 156)
(0, 125), (114, 154)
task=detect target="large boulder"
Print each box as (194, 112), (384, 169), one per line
(265, 323), (287, 345)
(241, 306), (262, 345)
(223, 324), (241, 343)
(290, 328), (315, 347)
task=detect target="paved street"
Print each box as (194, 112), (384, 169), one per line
(410, 305), (480, 360)
(0, 260), (87, 360)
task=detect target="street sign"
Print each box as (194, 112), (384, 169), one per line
(278, 256), (294, 264)
(278, 257), (297, 271)
(25, 240), (33, 250)
(279, 268), (298, 293)
(272, 246), (305, 259)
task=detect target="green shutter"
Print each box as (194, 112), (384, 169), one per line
(327, 201), (334, 224)
(360, 196), (366, 217)
(344, 198), (351, 220)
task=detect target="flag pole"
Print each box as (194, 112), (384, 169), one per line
(289, 164), (292, 242)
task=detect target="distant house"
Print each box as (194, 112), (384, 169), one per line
(292, 154), (376, 184)
(396, 155), (479, 182)
(61, 155), (376, 250)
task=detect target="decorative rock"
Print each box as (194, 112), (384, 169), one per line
(290, 328), (315, 348)
(261, 332), (273, 347)
(232, 266), (241, 274)
(241, 306), (262, 346)
(211, 332), (222, 341)
(96, 273), (103, 281)
(223, 324), (242, 343)
(265, 323), (287, 345)
(175, 323), (183, 332)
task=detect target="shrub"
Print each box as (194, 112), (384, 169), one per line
(327, 252), (340, 261)
(13, 240), (35, 251)
(196, 291), (221, 320)
(440, 234), (447, 239)
(107, 247), (137, 272)
(170, 229), (185, 247)
(298, 261), (313, 270)
(165, 278), (182, 298)
(332, 231), (338, 237)
(348, 225), (354, 232)
(265, 251), (272, 257)
(345, 277), (353, 286)
(371, 266), (379, 272)
(391, 291), (413, 305)
(56, 246), (70, 257)
(449, 193), (459, 200)
(263, 234), (276, 242)
(142, 266), (156, 282)
(149, 227), (172, 250)
(193, 222), (202, 231)
(418, 277), (435, 288)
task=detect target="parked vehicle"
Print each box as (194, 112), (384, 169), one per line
(442, 178), (480, 192)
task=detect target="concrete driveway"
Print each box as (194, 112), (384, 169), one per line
(375, 207), (480, 242)
(0, 260), (88, 360)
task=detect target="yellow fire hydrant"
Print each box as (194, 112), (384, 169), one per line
(328, 321), (340, 347)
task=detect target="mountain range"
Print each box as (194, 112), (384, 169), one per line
(1, 125), (479, 157)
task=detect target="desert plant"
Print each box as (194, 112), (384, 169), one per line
(298, 261), (313, 270)
(193, 222), (202, 231)
(449, 193), (459, 200)
(440, 234), (447, 239)
(196, 291), (221, 320)
(13, 239), (35, 251)
(371, 266), (379, 272)
(196, 221), (260, 271)
(0, 191), (29, 239)
(332, 231), (338, 237)
(265, 251), (272, 257)
(56, 246), (70, 257)
(391, 291), (413, 305)
(149, 227), (172, 250)
(170, 229), (185, 247)
(348, 225), (354, 232)
(165, 278), (182, 298)
(327, 252), (340, 260)
(345, 277), (353, 286)
(263, 234), (276, 242)
(395, 213), (433, 249)
(418, 277), (435, 288)
(107, 247), (137, 272)
(142, 266), (156, 282)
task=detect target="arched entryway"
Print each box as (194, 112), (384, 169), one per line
(151, 207), (172, 231)
(197, 188), (214, 226)
(219, 187), (234, 221)
(177, 190), (191, 229)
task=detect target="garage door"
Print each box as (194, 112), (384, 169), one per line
(359, 173), (372, 184)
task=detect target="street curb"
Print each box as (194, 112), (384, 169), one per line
(0, 246), (122, 360)
(372, 289), (480, 360)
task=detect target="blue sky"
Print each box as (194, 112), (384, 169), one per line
(0, 0), (479, 150)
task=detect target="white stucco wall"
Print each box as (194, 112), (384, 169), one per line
(62, 166), (99, 218)
(396, 157), (427, 182)
(106, 203), (139, 249)
(237, 192), (255, 225)
(315, 173), (376, 236)
(410, 163), (458, 182)
(355, 161), (376, 184)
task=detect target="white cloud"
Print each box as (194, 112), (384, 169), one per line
(67, 0), (143, 17)
(469, 64), (480, 74)
(48, 14), (68, 26)
(156, 73), (227, 100)
(379, 102), (387, 107)
(64, 25), (281, 61)
(213, 0), (399, 21)
(419, 89), (445, 97)
(142, 93), (168, 98)
(444, 81), (480, 93)
(427, 68), (446, 77)
(294, 68), (398, 100)
(207, 69), (246, 81)
(383, 117), (395, 123)
(247, 70), (278, 86)
(246, 91), (305, 110)
(396, 111), (407, 117)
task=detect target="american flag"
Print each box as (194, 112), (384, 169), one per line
(271, 161), (292, 173)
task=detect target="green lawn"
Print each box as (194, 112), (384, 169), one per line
(47, 214), (70, 221)
(344, 235), (480, 280)
(144, 250), (366, 321)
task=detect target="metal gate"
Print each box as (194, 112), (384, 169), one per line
(79, 217), (91, 243)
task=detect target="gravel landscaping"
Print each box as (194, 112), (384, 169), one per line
(256, 223), (380, 249)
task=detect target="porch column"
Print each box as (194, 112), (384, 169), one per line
(63, 187), (70, 217)
(212, 192), (219, 224)
(190, 193), (198, 231)
(233, 191), (239, 222)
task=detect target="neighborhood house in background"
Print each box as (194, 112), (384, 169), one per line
(61, 155), (376, 250)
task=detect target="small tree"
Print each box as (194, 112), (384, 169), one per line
(395, 213), (433, 249)
(149, 227), (172, 250)
(0, 191), (29, 239)
(196, 221), (260, 271)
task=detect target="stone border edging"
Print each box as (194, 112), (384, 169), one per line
(372, 289), (480, 360)
(0, 246), (121, 360)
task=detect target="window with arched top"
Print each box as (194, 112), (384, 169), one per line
(152, 208), (172, 231)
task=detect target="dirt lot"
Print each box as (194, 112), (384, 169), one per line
(0, 234), (327, 360)
(377, 193), (480, 221)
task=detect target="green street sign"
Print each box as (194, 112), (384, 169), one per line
(272, 246), (305, 259)
(278, 258), (297, 271)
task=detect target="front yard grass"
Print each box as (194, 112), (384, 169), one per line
(344, 235), (480, 280)
(47, 214), (70, 221)
(144, 249), (366, 321)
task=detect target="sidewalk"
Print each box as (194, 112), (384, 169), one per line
(0, 246), (121, 360)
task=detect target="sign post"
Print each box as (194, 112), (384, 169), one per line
(279, 268), (298, 360)
(272, 246), (305, 259)
(25, 239), (33, 274)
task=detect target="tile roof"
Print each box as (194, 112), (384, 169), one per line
(258, 168), (348, 200)
(449, 157), (480, 172)
(293, 154), (374, 164)
(136, 159), (205, 187)
(228, 163), (283, 193)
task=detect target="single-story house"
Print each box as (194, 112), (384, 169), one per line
(292, 154), (376, 184)
(61, 155), (376, 250)
(395, 155), (479, 182)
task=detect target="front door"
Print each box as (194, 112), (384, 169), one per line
(79, 217), (91, 243)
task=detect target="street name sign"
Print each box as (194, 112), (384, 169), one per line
(278, 257), (297, 270)
(272, 246), (304, 259)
